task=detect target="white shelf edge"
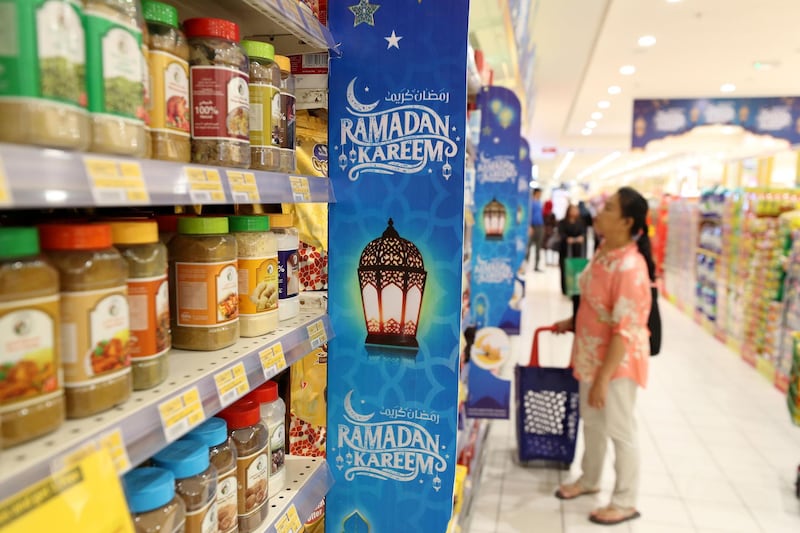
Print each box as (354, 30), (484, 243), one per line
(0, 308), (333, 502)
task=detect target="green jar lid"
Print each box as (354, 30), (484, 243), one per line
(228, 215), (270, 233)
(0, 227), (40, 259)
(242, 40), (275, 61)
(178, 217), (229, 235)
(142, 0), (179, 28)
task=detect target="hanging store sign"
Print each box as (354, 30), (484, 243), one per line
(327, 0), (468, 531)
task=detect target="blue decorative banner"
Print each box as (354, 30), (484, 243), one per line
(327, 1), (468, 531)
(466, 327), (511, 419)
(633, 97), (800, 148)
(470, 86), (522, 333)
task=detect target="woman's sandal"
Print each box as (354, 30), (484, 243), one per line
(554, 482), (600, 500)
(588, 506), (642, 526)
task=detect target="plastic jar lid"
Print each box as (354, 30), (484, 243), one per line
(142, 0), (178, 27)
(274, 55), (291, 75)
(39, 223), (113, 250)
(267, 213), (294, 228)
(109, 221), (159, 245)
(228, 215), (270, 233)
(178, 216), (229, 235)
(183, 417), (229, 448)
(242, 40), (275, 61)
(248, 380), (278, 404)
(123, 467), (176, 514)
(218, 400), (261, 429)
(152, 439), (210, 479)
(0, 227), (40, 259)
(155, 215), (180, 234)
(184, 17), (240, 42)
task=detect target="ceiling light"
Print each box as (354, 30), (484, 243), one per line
(581, 128), (593, 136)
(598, 100), (611, 109)
(608, 86), (622, 95)
(591, 112), (603, 120)
(753, 61), (778, 71)
(553, 151), (575, 181)
(586, 121), (597, 128)
(720, 83), (736, 93)
(619, 65), (636, 75)
(666, 0), (682, 3)
(638, 35), (657, 47)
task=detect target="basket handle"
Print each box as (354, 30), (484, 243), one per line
(528, 325), (558, 367)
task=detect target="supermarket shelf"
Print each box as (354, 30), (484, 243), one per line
(696, 247), (721, 259)
(0, 309), (333, 502)
(172, 0), (336, 55)
(458, 420), (489, 531)
(256, 457), (333, 533)
(0, 143), (334, 209)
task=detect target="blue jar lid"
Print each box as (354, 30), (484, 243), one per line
(123, 467), (176, 514)
(182, 417), (228, 448)
(152, 439), (210, 479)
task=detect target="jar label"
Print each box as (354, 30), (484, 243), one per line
(237, 449), (269, 515)
(238, 255), (279, 316)
(0, 0), (85, 107)
(190, 65), (249, 141)
(248, 82), (279, 148)
(280, 92), (296, 150)
(141, 42), (150, 127)
(61, 286), (132, 387)
(127, 274), (170, 359)
(149, 50), (190, 135)
(271, 90), (282, 149)
(175, 261), (239, 327)
(185, 498), (217, 533)
(270, 420), (286, 477)
(0, 295), (61, 411)
(216, 470), (239, 533)
(277, 249), (299, 300)
(85, 9), (144, 121)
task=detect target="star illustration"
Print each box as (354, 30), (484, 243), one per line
(481, 126), (492, 136)
(493, 137), (500, 144)
(364, 86), (370, 92)
(385, 30), (403, 49)
(349, 0), (380, 27)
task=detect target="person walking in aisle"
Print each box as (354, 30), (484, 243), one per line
(558, 204), (587, 295)
(553, 187), (654, 526)
(527, 188), (545, 272)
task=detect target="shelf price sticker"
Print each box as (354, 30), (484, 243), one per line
(97, 428), (131, 474)
(289, 176), (311, 202)
(83, 157), (150, 205)
(259, 342), (287, 378)
(0, 156), (11, 206)
(158, 387), (205, 442)
(275, 504), (303, 533)
(227, 170), (261, 203)
(307, 320), (327, 349)
(214, 362), (250, 407)
(183, 167), (227, 203)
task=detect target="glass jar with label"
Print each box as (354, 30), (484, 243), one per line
(184, 417), (239, 533)
(109, 221), (170, 390)
(0, 227), (64, 448)
(168, 217), (239, 351)
(123, 467), (187, 533)
(268, 214), (299, 321)
(184, 18), (250, 168)
(0, 0), (89, 149)
(246, 381), (286, 493)
(152, 439), (218, 533)
(143, 0), (190, 162)
(275, 55), (296, 173)
(83, 0), (147, 156)
(241, 40), (280, 171)
(218, 400), (269, 533)
(228, 216), (278, 337)
(39, 223), (132, 419)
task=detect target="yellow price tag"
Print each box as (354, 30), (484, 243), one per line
(84, 157), (150, 204)
(158, 387), (205, 442)
(184, 166), (227, 203)
(259, 342), (287, 378)
(227, 170), (261, 203)
(306, 320), (327, 349)
(289, 176), (311, 202)
(97, 428), (131, 474)
(275, 504), (303, 533)
(214, 363), (251, 407)
(0, 157), (11, 206)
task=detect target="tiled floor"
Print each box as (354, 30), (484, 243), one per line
(466, 266), (800, 533)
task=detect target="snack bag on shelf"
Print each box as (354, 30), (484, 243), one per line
(298, 499), (325, 533)
(289, 347), (327, 456)
(790, 334), (800, 426)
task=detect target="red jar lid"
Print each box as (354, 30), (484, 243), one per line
(39, 223), (113, 250)
(184, 17), (240, 42)
(218, 400), (260, 429)
(247, 381), (278, 404)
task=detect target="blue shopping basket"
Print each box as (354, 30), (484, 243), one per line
(515, 326), (580, 467)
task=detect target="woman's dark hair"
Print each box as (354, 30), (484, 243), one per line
(617, 186), (655, 281)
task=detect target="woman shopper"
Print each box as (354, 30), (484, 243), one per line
(553, 187), (654, 526)
(558, 204), (587, 295)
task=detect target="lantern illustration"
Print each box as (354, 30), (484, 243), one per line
(358, 219), (427, 348)
(432, 475), (442, 491)
(338, 150), (348, 170)
(442, 158), (452, 180)
(345, 451), (353, 465)
(349, 147), (357, 163)
(335, 452), (344, 470)
(483, 198), (506, 239)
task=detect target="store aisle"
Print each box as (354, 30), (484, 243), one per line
(466, 266), (800, 533)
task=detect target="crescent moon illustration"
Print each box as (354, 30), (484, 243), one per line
(344, 390), (374, 422)
(347, 78), (379, 113)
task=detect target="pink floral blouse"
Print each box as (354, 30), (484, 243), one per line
(572, 242), (652, 388)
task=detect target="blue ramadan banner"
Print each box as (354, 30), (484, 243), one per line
(470, 86), (522, 333)
(633, 97), (800, 148)
(327, 0), (468, 532)
(503, 139), (533, 333)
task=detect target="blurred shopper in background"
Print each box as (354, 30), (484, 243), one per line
(527, 188), (545, 272)
(558, 204), (587, 295)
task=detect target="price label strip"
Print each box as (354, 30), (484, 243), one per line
(184, 167), (227, 203)
(158, 387), (205, 442)
(84, 158), (150, 205)
(275, 504), (303, 533)
(214, 363), (250, 407)
(97, 428), (131, 474)
(259, 342), (287, 378)
(289, 176), (311, 202)
(0, 156), (11, 206)
(227, 170), (261, 203)
(306, 320), (327, 349)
